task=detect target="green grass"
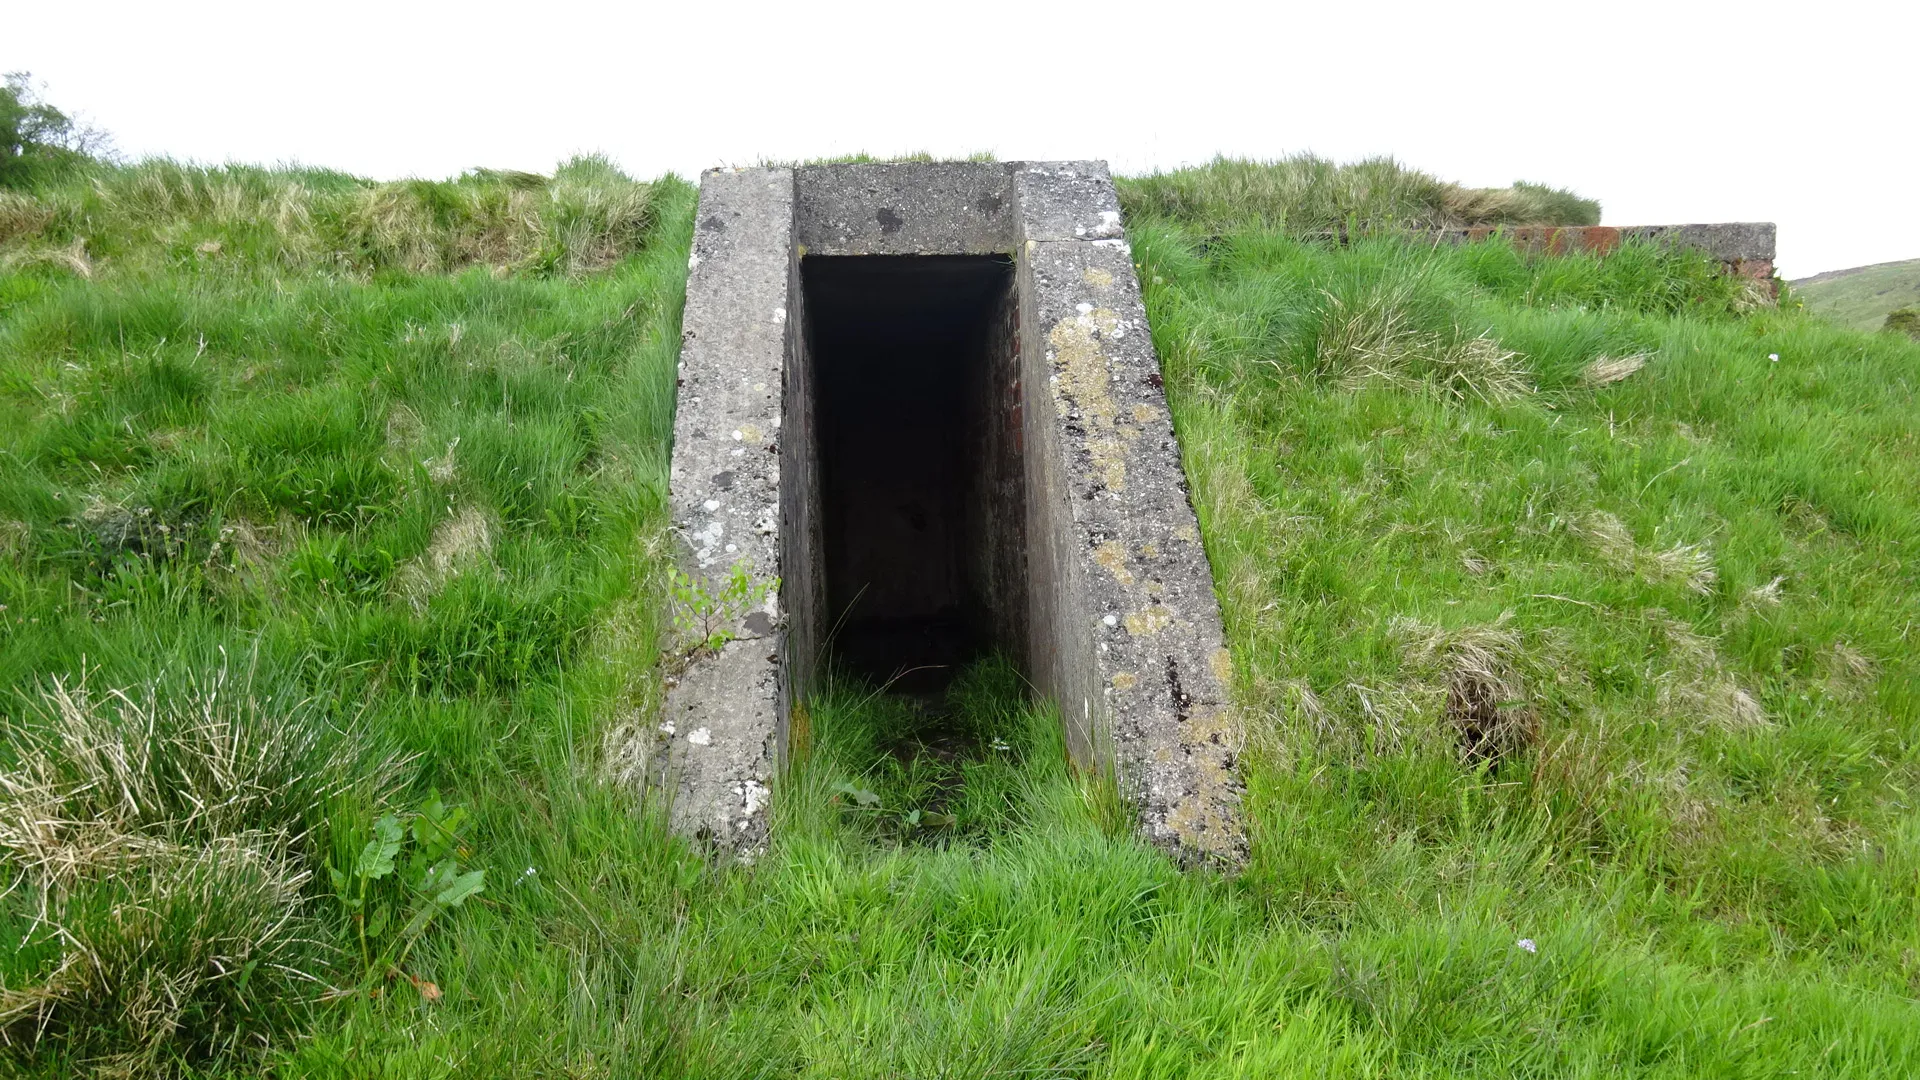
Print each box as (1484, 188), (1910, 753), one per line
(1790, 257), (1920, 332)
(3, 156), (1920, 1076)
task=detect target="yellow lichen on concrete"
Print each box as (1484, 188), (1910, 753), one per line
(1111, 671), (1137, 691)
(1131, 403), (1162, 424)
(1210, 648), (1234, 688)
(1161, 702), (1245, 863)
(1082, 267), (1114, 288)
(1124, 604), (1174, 636)
(1048, 309), (1130, 492)
(1094, 540), (1135, 585)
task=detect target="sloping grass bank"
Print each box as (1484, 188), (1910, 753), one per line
(0, 160), (692, 1073)
(1, 157), (1917, 1076)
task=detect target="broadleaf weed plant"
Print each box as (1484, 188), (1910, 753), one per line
(327, 791), (485, 998)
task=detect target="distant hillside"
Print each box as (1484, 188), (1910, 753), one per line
(1792, 257), (1920, 332)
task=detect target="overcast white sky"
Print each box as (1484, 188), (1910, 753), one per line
(8, 0), (1914, 276)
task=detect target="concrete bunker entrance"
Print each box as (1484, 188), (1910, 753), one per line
(801, 254), (1025, 695)
(663, 163), (1245, 865)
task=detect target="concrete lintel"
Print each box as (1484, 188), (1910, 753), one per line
(795, 161), (1015, 256)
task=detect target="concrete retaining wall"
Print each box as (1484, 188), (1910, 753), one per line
(1429, 222), (1777, 283)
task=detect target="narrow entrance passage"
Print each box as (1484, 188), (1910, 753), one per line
(800, 255), (1024, 693)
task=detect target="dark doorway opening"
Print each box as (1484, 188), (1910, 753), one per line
(802, 254), (1025, 694)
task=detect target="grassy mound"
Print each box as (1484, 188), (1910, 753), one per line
(3, 157), (1918, 1077)
(0, 156), (655, 277)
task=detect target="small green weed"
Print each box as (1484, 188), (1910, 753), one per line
(668, 562), (773, 655)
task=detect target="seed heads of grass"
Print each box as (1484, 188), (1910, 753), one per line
(0, 156), (656, 280)
(1116, 155), (1600, 236)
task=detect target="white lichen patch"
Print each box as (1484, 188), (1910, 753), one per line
(736, 778), (768, 819)
(690, 520), (725, 567)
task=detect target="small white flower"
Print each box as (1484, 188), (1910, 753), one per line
(989, 738), (1011, 752)
(1516, 938), (1538, 954)
(521, 866), (537, 880)
(1768, 353), (1780, 362)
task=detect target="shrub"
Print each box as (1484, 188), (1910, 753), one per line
(0, 73), (102, 191)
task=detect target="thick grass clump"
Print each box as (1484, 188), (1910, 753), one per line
(4, 149), (1920, 1076)
(0, 665), (398, 1071)
(1115, 155), (1601, 235)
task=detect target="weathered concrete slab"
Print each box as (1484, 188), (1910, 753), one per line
(1013, 165), (1245, 866)
(652, 161), (1246, 868)
(657, 168), (791, 853)
(1012, 161), (1126, 243)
